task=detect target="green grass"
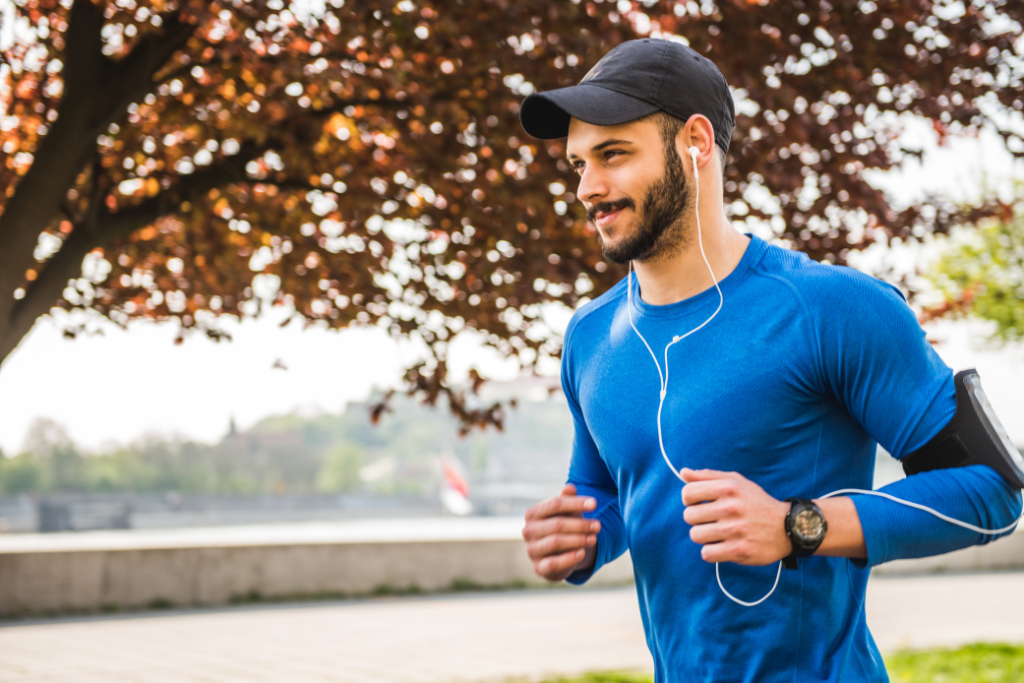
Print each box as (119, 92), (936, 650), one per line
(885, 643), (1024, 683)
(521, 675), (652, 683)
(522, 643), (1024, 683)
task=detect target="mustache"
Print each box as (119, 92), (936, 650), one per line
(587, 198), (635, 224)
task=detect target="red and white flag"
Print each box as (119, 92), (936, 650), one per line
(440, 457), (472, 515)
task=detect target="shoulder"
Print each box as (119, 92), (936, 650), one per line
(751, 242), (909, 319)
(564, 275), (629, 349)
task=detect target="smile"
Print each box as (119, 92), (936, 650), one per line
(595, 207), (625, 229)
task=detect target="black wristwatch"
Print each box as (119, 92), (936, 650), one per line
(783, 498), (827, 570)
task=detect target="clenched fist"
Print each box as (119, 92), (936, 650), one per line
(522, 484), (602, 582)
(681, 468), (792, 566)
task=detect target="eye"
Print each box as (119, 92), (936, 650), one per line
(571, 160), (585, 174)
(604, 149), (623, 161)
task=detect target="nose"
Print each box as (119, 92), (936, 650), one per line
(576, 165), (609, 206)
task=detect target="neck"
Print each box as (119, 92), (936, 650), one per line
(632, 208), (749, 306)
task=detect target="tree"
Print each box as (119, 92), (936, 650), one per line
(923, 187), (1024, 343)
(317, 440), (366, 493)
(0, 452), (46, 493)
(20, 416), (85, 489)
(1, 0), (1021, 428)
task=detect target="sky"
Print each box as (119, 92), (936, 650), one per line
(1, 118), (1023, 454)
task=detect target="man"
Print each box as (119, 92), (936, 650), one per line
(518, 39), (1022, 682)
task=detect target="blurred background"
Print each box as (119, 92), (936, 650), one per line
(0, 374), (573, 532)
(1, 1), (1023, 682)
(0, 321), (1021, 534)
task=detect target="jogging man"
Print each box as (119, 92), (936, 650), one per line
(518, 39), (1023, 682)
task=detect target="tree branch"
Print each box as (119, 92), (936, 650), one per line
(0, 1), (107, 334)
(0, 3), (202, 354)
(82, 155), (107, 234)
(156, 47), (362, 88)
(97, 9), (199, 124)
(154, 45), (364, 89)
(154, 53), (212, 88)
(60, 0), (106, 97)
(1, 144), (267, 362)
(303, 93), (455, 121)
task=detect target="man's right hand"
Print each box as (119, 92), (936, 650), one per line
(522, 484), (601, 582)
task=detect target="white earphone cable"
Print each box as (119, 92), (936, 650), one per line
(623, 145), (1023, 608)
(818, 488), (1024, 536)
(627, 147), (722, 482)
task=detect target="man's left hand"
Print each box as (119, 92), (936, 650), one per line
(681, 467), (792, 566)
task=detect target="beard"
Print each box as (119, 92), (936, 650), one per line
(589, 146), (691, 265)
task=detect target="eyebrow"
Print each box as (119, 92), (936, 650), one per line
(566, 138), (635, 160)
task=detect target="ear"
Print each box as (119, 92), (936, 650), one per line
(678, 114), (716, 174)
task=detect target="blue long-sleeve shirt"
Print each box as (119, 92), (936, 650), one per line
(561, 235), (1021, 683)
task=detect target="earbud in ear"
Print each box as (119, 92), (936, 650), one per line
(687, 146), (700, 180)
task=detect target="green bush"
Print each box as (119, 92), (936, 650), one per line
(925, 190), (1024, 344)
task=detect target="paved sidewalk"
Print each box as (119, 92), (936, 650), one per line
(1, 572), (1023, 683)
(866, 571), (1024, 652)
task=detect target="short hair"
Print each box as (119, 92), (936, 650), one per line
(641, 110), (727, 182)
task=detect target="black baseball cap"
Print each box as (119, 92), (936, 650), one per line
(519, 38), (735, 155)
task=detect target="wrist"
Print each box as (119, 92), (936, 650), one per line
(813, 496), (867, 559)
(573, 543), (598, 575)
(771, 499), (793, 560)
(783, 498), (828, 568)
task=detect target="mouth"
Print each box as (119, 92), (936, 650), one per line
(594, 207), (626, 229)
(588, 199), (634, 231)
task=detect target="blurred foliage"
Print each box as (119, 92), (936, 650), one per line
(0, 390), (573, 495)
(0, 418), (241, 494)
(924, 189), (1024, 343)
(1, 1), (1022, 428)
(0, 453), (46, 494)
(316, 441), (366, 493)
(886, 643), (1024, 683)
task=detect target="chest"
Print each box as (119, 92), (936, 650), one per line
(575, 302), (827, 499)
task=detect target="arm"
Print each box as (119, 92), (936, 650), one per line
(681, 467), (866, 565)
(813, 276), (1022, 566)
(679, 463), (1021, 567)
(522, 323), (627, 582)
(682, 272), (1022, 567)
(851, 463), (1021, 566)
(535, 396), (627, 583)
(563, 478), (626, 583)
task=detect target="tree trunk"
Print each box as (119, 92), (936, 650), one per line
(0, 1), (197, 368)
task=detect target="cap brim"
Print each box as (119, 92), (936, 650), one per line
(519, 84), (660, 140)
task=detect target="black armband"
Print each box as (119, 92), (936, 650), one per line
(901, 369), (1024, 490)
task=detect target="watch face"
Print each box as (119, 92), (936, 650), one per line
(793, 508), (825, 542)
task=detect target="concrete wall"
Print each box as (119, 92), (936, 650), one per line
(0, 538), (635, 617)
(1, 524), (1020, 618)
(873, 525), (1024, 575)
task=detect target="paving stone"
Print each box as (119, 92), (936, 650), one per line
(0, 573), (1021, 682)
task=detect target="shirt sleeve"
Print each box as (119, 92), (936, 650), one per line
(808, 268), (1022, 567)
(560, 322), (628, 584)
